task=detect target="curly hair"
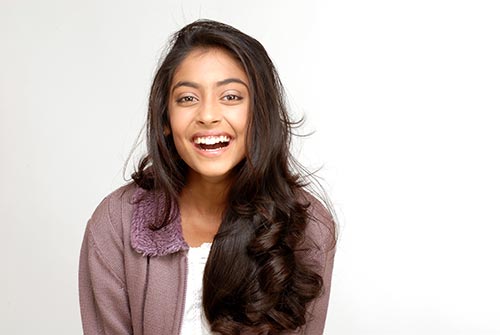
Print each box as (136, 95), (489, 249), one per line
(132, 19), (336, 334)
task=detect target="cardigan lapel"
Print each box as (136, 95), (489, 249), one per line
(130, 187), (189, 256)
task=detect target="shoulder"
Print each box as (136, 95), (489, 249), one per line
(80, 183), (140, 288)
(83, 183), (139, 255)
(86, 182), (139, 236)
(294, 190), (337, 334)
(86, 182), (188, 257)
(297, 189), (337, 253)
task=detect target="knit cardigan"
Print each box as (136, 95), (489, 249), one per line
(78, 183), (335, 335)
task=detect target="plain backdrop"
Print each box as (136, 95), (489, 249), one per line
(1, 0), (499, 334)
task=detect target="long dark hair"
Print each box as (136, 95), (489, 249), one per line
(132, 19), (336, 334)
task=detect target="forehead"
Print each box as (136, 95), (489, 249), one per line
(172, 47), (248, 85)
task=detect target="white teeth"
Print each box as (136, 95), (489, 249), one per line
(194, 136), (230, 145)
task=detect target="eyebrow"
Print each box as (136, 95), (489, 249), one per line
(216, 78), (248, 88)
(171, 78), (248, 92)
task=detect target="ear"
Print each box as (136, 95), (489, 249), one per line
(163, 125), (171, 136)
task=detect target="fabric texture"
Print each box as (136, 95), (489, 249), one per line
(179, 243), (213, 335)
(79, 182), (336, 335)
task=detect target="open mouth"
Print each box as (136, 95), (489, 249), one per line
(193, 135), (231, 151)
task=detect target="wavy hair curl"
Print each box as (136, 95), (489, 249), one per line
(132, 19), (336, 334)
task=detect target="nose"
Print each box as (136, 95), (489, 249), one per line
(196, 99), (221, 125)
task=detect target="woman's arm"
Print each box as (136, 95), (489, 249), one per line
(79, 196), (133, 334)
(300, 195), (337, 335)
(302, 241), (336, 334)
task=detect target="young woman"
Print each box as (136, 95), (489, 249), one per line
(79, 19), (336, 335)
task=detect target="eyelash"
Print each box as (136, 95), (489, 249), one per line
(222, 94), (242, 101)
(175, 94), (242, 104)
(176, 96), (197, 103)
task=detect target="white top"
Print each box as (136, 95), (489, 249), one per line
(179, 242), (214, 335)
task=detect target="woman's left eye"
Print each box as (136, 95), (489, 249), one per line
(222, 94), (241, 101)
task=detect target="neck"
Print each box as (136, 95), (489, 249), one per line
(180, 172), (230, 217)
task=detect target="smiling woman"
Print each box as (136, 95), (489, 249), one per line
(78, 19), (336, 335)
(168, 48), (250, 182)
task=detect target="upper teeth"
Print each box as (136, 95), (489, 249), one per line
(194, 136), (230, 145)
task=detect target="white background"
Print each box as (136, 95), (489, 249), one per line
(1, 0), (499, 334)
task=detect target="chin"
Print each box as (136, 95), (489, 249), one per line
(186, 159), (245, 183)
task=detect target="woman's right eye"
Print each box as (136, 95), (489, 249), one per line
(176, 96), (197, 104)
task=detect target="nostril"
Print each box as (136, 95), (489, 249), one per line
(197, 119), (221, 125)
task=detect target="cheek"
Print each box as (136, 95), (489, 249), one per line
(167, 114), (189, 152)
(171, 133), (190, 164)
(233, 106), (250, 134)
(171, 130), (188, 153)
(168, 110), (186, 136)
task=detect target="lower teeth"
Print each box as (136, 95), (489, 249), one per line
(199, 143), (228, 150)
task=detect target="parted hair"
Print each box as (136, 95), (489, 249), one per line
(132, 19), (336, 334)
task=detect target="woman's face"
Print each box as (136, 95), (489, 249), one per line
(168, 47), (250, 184)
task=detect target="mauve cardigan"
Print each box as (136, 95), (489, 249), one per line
(79, 183), (335, 335)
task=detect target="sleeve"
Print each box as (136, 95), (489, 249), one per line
(302, 240), (336, 335)
(301, 199), (337, 335)
(78, 196), (133, 335)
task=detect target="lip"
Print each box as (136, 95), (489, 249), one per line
(191, 131), (233, 157)
(191, 131), (233, 142)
